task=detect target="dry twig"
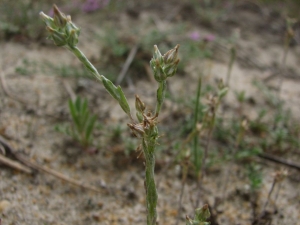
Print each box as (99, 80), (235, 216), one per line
(258, 153), (300, 171)
(0, 135), (102, 193)
(0, 154), (32, 174)
(116, 43), (139, 85)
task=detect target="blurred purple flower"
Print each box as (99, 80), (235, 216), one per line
(189, 31), (201, 41)
(82, 0), (110, 13)
(203, 34), (216, 42)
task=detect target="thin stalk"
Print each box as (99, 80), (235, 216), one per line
(192, 77), (202, 175)
(278, 19), (295, 97)
(196, 106), (216, 208)
(221, 120), (247, 200)
(142, 138), (158, 225)
(68, 46), (103, 82)
(155, 81), (167, 117)
(175, 159), (188, 225)
(262, 177), (276, 213)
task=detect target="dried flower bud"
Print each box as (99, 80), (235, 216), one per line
(128, 123), (145, 138)
(136, 95), (145, 112)
(163, 44), (179, 64)
(135, 95), (145, 122)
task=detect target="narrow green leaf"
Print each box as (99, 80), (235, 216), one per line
(75, 97), (81, 112)
(69, 99), (80, 129)
(117, 86), (131, 116)
(102, 76), (120, 101)
(85, 115), (97, 143)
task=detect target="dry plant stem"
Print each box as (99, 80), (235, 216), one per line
(62, 79), (76, 101)
(0, 154), (32, 174)
(19, 154), (102, 193)
(273, 181), (282, 205)
(277, 42), (288, 97)
(116, 43), (139, 85)
(195, 127), (213, 208)
(192, 77), (202, 174)
(175, 160), (188, 225)
(255, 177), (278, 224)
(258, 153), (300, 171)
(262, 178), (276, 213)
(0, 136), (101, 193)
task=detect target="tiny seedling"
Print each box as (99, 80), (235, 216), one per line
(56, 97), (97, 150)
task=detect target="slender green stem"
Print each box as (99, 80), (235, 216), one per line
(155, 81), (167, 116)
(68, 45), (132, 118)
(142, 138), (158, 225)
(68, 46), (103, 82)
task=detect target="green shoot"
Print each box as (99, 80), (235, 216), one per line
(68, 97), (97, 149)
(56, 97), (97, 150)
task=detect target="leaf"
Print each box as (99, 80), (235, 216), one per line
(117, 86), (131, 116)
(85, 115), (97, 143)
(102, 76), (120, 101)
(69, 99), (80, 129)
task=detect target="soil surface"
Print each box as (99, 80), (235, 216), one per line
(1, 1), (300, 225)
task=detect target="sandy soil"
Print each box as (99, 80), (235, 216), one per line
(1, 1), (300, 225)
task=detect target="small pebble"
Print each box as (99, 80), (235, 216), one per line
(0, 200), (12, 214)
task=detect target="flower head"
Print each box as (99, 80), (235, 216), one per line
(40, 4), (80, 47)
(189, 31), (201, 41)
(150, 45), (180, 82)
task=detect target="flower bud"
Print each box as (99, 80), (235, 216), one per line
(64, 19), (80, 37)
(53, 4), (67, 28)
(135, 95), (146, 122)
(150, 45), (180, 82)
(67, 29), (80, 47)
(163, 44), (179, 64)
(127, 123), (145, 138)
(46, 27), (67, 46)
(39, 12), (55, 27)
(153, 45), (163, 64)
(135, 95), (145, 113)
(151, 59), (166, 82)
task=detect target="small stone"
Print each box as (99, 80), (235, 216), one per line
(0, 200), (12, 214)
